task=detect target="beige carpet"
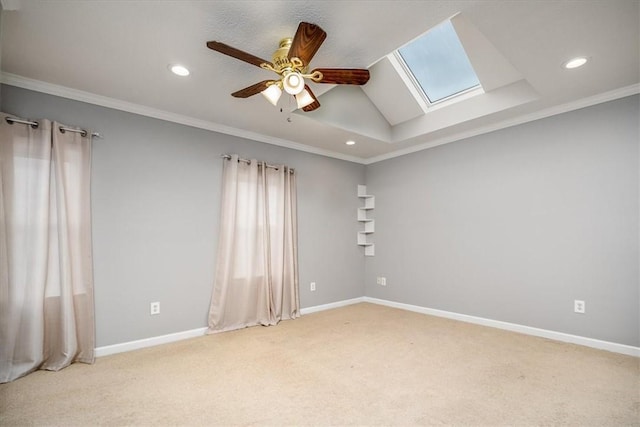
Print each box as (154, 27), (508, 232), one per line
(1, 303), (638, 426)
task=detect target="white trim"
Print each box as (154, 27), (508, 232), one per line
(0, 72), (365, 165)
(300, 297), (365, 315)
(93, 298), (364, 357)
(364, 83), (640, 164)
(94, 327), (208, 357)
(363, 297), (640, 357)
(3, 73), (637, 166)
(94, 296), (638, 358)
(0, 72), (640, 165)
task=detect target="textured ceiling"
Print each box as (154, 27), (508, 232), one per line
(1, 1), (638, 163)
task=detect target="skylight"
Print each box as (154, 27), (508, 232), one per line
(397, 20), (480, 104)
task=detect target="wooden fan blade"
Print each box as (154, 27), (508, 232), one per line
(288, 22), (327, 65)
(231, 80), (273, 98)
(207, 41), (273, 68)
(302, 99), (321, 112)
(313, 68), (370, 85)
(300, 85), (321, 112)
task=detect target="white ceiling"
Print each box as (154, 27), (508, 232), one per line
(1, 1), (638, 163)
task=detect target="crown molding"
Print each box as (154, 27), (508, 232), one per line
(362, 83), (640, 164)
(2, 73), (637, 166)
(0, 72), (367, 164)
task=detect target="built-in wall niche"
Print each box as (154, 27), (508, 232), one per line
(357, 185), (375, 256)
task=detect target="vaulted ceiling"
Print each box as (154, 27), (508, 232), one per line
(1, 1), (638, 163)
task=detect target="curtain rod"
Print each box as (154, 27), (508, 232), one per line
(221, 154), (294, 174)
(4, 116), (102, 138)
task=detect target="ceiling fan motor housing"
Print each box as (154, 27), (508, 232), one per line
(272, 38), (299, 72)
(271, 38), (309, 75)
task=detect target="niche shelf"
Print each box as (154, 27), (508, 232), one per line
(357, 185), (375, 256)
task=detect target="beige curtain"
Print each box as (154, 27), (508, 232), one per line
(208, 154), (299, 333)
(0, 115), (94, 383)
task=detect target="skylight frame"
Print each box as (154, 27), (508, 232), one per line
(395, 19), (482, 107)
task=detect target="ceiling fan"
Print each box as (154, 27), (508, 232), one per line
(206, 22), (370, 112)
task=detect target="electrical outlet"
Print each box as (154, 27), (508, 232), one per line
(150, 302), (160, 315)
(574, 300), (585, 314)
(380, 277), (387, 286)
(376, 277), (381, 285)
(310, 282), (316, 292)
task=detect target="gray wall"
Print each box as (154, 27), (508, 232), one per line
(2, 85), (638, 349)
(1, 85), (366, 347)
(365, 95), (639, 346)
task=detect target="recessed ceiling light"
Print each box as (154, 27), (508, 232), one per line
(346, 140), (356, 146)
(563, 57), (588, 69)
(170, 64), (190, 76)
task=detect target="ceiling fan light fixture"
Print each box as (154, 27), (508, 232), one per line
(261, 83), (282, 106)
(283, 72), (305, 95)
(295, 88), (315, 109)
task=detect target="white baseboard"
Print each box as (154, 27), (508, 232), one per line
(95, 327), (208, 357)
(363, 297), (640, 357)
(94, 296), (638, 358)
(300, 297), (366, 315)
(94, 298), (365, 357)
